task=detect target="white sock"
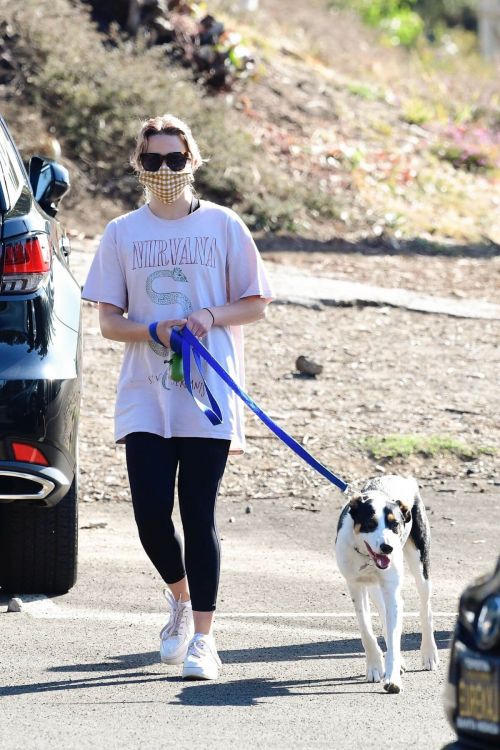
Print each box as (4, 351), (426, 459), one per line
(193, 631), (213, 640)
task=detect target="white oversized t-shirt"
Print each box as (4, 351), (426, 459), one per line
(82, 201), (273, 453)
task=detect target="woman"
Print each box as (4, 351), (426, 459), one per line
(82, 114), (273, 680)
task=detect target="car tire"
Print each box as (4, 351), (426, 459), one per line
(0, 475), (78, 595)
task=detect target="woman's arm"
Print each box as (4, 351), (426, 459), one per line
(99, 303), (187, 346)
(211, 295), (269, 326)
(98, 295), (269, 345)
(185, 296), (269, 337)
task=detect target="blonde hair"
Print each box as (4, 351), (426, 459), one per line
(131, 114), (203, 172)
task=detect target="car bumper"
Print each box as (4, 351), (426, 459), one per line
(445, 635), (500, 747)
(0, 461), (73, 507)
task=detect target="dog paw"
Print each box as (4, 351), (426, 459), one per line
(366, 654), (385, 683)
(421, 645), (439, 671)
(366, 666), (384, 682)
(383, 678), (403, 694)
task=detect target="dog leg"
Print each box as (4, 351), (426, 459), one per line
(349, 584), (384, 682)
(368, 585), (387, 641)
(369, 585), (406, 674)
(381, 579), (404, 693)
(404, 537), (439, 670)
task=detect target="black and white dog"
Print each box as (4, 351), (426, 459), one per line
(335, 475), (438, 693)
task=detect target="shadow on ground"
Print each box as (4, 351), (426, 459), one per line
(257, 235), (500, 259)
(173, 675), (381, 706)
(216, 630), (452, 664)
(44, 629), (452, 671)
(0, 631), (452, 700)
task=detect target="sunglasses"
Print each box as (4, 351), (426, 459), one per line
(139, 151), (191, 172)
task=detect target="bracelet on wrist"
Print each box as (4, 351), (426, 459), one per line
(203, 307), (215, 325)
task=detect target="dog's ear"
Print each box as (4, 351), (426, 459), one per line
(396, 500), (412, 524)
(348, 495), (362, 520)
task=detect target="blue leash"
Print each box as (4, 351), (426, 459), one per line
(169, 327), (348, 494)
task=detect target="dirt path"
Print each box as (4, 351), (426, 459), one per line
(264, 250), (500, 304)
(73, 241), (499, 509)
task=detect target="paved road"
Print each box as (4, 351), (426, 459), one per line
(2, 479), (499, 749)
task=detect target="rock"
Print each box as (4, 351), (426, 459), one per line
(7, 597), (23, 612)
(295, 355), (323, 376)
(229, 516), (235, 523)
(245, 505), (253, 514)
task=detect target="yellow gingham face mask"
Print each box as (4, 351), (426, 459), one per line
(138, 164), (194, 205)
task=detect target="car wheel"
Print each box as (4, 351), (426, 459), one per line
(0, 475), (78, 595)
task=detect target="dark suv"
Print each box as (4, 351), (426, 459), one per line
(0, 116), (81, 595)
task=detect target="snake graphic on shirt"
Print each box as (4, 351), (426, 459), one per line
(145, 266), (192, 389)
(146, 267), (192, 355)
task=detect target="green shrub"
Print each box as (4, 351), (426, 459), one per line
(402, 97), (436, 124)
(433, 123), (500, 172)
(328, 1), (423, 45)
(378, 8), (424, 46)
(414, 0), (478, 30)
(329, 0), (478, 43)
(348, 82), (380, 100)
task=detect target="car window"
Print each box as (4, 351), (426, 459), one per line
(0, 121), (24, 213)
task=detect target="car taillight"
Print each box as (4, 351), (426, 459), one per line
(12, 442), (49, 466)
(1, 235), (52, 293)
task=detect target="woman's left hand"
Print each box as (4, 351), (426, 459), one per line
(186, 308), (215, 338)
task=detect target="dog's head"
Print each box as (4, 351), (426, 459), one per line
(348, 491), (411, 570)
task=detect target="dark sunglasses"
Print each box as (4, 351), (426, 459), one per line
(139, 151), (191, 172)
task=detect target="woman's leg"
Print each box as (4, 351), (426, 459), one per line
(177, 438), (230, 634)
(125, 432), (187, 594)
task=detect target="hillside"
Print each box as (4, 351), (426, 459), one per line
(0, 0), (499, 252)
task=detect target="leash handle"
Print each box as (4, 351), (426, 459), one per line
(170, 327), (348, 493)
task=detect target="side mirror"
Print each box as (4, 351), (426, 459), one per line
(29, 156), (70, 217)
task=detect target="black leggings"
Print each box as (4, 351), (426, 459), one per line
(125, 432), (230, 612)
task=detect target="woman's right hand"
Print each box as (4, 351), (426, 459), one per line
(155, 318), (187, 347)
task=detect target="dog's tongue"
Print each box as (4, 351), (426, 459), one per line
(365, 542), (391, 569)
(374, 553), (390, 569)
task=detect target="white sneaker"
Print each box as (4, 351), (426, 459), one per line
(182, 633), (222, 680)
(159, 590), (194, 665)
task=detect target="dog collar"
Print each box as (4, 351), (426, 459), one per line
(354, 545), (369, 558)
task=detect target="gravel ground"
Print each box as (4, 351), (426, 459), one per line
(73, 241), (499, 513)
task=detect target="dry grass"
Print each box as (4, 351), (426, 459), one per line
(1, 0), (498, 244)
(0, 0), (315, 232)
